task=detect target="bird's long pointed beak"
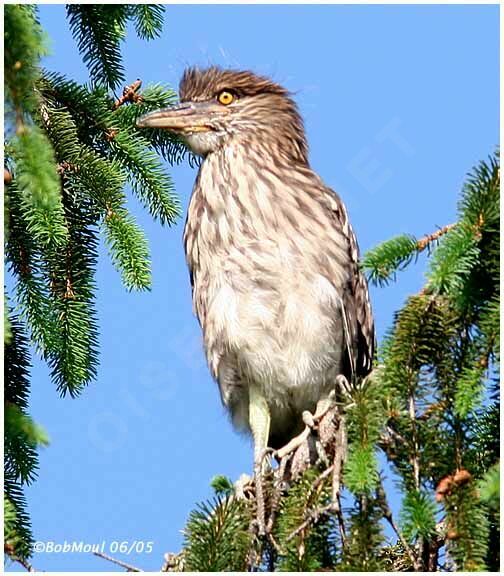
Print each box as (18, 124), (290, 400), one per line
(136, 101), (222, 133)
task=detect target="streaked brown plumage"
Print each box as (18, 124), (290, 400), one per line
(137, 67), (375, 456)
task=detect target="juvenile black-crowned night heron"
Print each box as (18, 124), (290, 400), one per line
(137, 66), (374, 489)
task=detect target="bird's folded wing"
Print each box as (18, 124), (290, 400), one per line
(322, 186), (376, 380)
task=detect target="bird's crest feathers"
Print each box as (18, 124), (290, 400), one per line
(180, 66), (290, 102)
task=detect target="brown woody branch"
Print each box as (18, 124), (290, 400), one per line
(376, 481), (421, 570)
(4, 546), (35, 572)
(417, 223), (456, 252)
(285, 502), (337, 543)
(93, 550), (142, 572)
(113, 79), (143, 110)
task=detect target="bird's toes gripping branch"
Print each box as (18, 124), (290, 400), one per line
(245, 378), (350, 538)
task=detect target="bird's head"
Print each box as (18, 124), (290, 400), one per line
(137, 66), (308, 163)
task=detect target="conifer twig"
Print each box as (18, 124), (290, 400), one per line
(7, 554), (35, 572)
(285, 502), (337, 543)
(93, 550), (143, 571)
(417, 223), (456, 251)
(332, 415), (347, 544)
(408, 393), (420, 490)
(377, 482), (420, 570)
(113, 79), (143, 109)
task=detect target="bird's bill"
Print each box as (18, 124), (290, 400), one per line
(136, 101), (223, 133)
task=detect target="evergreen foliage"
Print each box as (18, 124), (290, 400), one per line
(175, 152), (499, 571)
(274, 468), (335, 571)
(4, 5), (188, 564)
(344, 373), (386, 494)
(66, 5), (165, 91)
(340, 495), (386, 571)
(182, 495), (253, 571)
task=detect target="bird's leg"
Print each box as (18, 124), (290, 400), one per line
(249, 386), (271, 535)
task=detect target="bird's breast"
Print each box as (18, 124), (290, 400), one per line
(183, 150), (348, 423)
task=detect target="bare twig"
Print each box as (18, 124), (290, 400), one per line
(383, 425), (407, 445)
(385, 509), (420, 568)
(408, 392), (420, 490)
(311, 463), (334, 495)
(285, 502), (337, 543)
(113, 79), (143, 110)
(377, 480), (421, 570)
(332, 413), (347, 543)
(331, 414), (346, 502)
(253, 453), (268, 536)
(93, 550), (143, 572)
(7, 554), (35, 572)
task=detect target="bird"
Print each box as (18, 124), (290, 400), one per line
(137, 66), (375, 483)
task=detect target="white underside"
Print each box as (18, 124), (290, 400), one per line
(207, 259), (344, 437)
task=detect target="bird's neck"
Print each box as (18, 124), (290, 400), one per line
(193, 141), (314, 224)
(238, 130), (310, 167)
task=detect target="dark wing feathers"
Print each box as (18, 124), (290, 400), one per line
(323, 187), (376, 380)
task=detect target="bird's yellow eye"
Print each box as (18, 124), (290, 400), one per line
(218, 90), (234, 105)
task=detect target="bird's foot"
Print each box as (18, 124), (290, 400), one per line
(275, 424), (311, 460)
(274, 392), (340, 479)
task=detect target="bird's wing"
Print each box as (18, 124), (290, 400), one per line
(321, 186), (375, 380)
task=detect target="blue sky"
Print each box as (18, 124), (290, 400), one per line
(7, 4), (499, 572)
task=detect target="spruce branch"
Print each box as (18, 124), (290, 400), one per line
(4, 4), (48, 121)
(5, 553), (36, 573)
(183, 495), (252, 571)
(103, 208), (152, 291)
(4, 4), (185, 563)
(416, 223), (456, 251)
(362, 223), (455, 286)
(128, 5), (165, 40)
(66, 4), (129, 91)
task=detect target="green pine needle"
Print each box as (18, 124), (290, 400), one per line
(210, 475), (234, 497)
(4, 4), (49, 119)
(454, 363), (486, 418)
(11, 126), (68, 248)
(399, 489), (437, 542)
(426, 222), (480, 299)
(361, 234), (418, 286)
(444, 484), (489, 571)
(478, 462), (499, 514)
(66, 5), (128, 90)
(183, 496), (252, 571)
(103, 209), (152, 291)
(344, 445), (379, 494)
(128, 5), (165, 40)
